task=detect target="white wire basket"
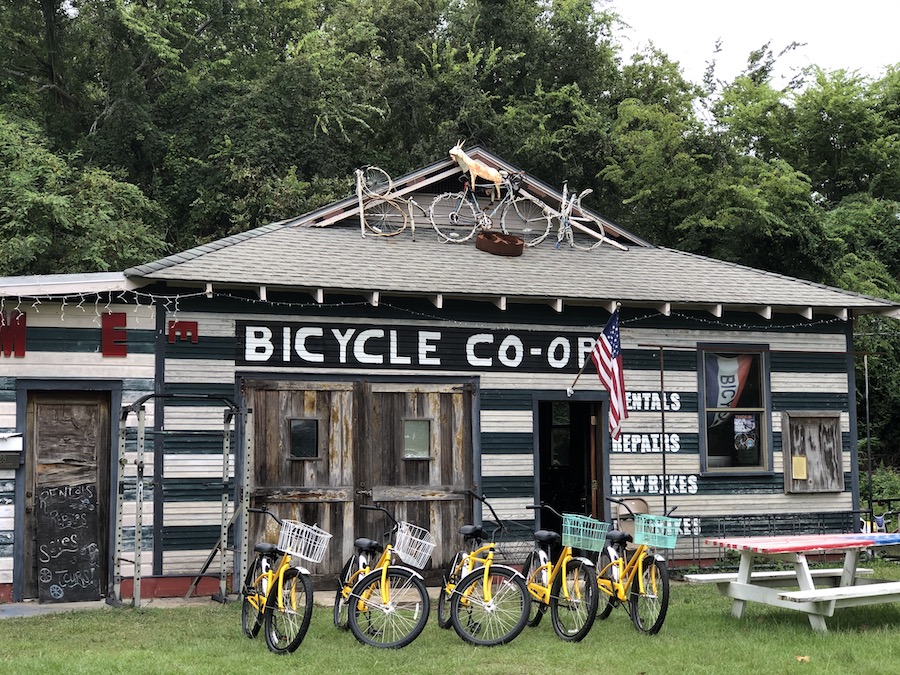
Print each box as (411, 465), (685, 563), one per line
(277, 520), (333, 563)
(393, 521), (436, 569)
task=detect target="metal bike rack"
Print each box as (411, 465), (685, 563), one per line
(110, 393), (239, 607)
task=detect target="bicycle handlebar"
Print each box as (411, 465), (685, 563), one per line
(360, 503), (399, 539)
(606, 496), (678, 519)
(248, 506), (283, 526)
(526, 502), (564, 519)
(467, 490), (508, 538)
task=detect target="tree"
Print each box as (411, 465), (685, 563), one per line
(0, 113), (166, 275)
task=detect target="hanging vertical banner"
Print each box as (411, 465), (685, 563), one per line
(706, 354), (752, 427)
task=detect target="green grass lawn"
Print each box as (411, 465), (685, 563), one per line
(2, 562), (900, 675)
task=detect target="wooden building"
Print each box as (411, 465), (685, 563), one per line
(2, 148), (899, 602)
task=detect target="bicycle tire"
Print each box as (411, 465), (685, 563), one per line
(241, 556), (266, 638)
(361, 166), (393, 197)
(348, 566), (430, 649)
(566, 193), (606, 251)
(333, 556), (356, 630)
(449, 566), (530, 647)
(363, 198), (407, 236)
(522, 551), (548, 627)
(429, 192), (480, 243)
(437, 551), (466, 629)
(550, 558), (598, 642)
(501, 196), (552, 247)
(629, 555), (669, 635)
(263, 567), (314, 654)
(596, 550), (619, 620)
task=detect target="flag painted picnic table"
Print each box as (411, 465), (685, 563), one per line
(685, 534), (900, 632)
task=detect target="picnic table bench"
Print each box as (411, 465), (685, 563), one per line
(690, 534), (900, 632)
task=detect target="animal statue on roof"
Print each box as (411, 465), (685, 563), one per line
(449, 140), (505, 202)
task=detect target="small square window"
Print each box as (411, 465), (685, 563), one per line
(289, 419), (318, 459)
(403, 419), (431, 459)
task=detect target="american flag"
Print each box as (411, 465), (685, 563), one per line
(590, 309), (628, 440)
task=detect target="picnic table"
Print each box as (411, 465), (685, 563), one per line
(685, 533), (900, 632)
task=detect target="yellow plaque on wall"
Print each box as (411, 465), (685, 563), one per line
(792, 455), (808, 480)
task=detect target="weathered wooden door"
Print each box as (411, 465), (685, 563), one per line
(24, 392), (110, 602)
(244, 379), (473, 574)
(244, 380), (356, 575)
(359, 382), (473, 570)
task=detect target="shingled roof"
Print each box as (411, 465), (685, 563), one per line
(125, 149), (900, 321)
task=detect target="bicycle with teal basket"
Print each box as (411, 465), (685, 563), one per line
(594, 497), (679, 634)
(521, 503), (602, 642)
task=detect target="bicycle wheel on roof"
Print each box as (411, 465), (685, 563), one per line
(429, 192), (481, 243)
(501, 196), (552, 247)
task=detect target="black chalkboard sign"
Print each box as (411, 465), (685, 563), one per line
(36, 484), (101, 603)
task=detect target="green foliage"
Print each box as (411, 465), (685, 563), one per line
(3, 0), (900, 466)
(0, 113), (166, 275)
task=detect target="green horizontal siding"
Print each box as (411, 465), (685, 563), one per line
(772, 392), (850, 410)
(481, 477), (534, 497)
(771, 352), (848, 373)
(162, 524), (231, 550)
(481, 390), (532, 411)
(481, 432), (533, 454)
(162, 382), (238, 402)
(696, 511), (857, 539)
(162, 478), (234, 502)
(25, 327), (155, 353)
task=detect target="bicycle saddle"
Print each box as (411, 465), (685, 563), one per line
(606, 529), (632, 546)
(459, 524), (485, 541)
(255, 542), (278, 555)
(533, 529), (560, 545)
(354, 537), (384, 554)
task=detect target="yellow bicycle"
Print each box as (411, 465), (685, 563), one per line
(241, 506), (332, 653)
(594, 497), (679, 634)
(333, 504), (434, 648)
(522, 503), (602, 642)
(436, 490), (530, 646)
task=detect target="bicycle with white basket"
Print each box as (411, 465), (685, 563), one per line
(241, 506), (332, 653)
(333, 504), (434, 648)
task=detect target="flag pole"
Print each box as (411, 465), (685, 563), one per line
(567, 303), (620, 397)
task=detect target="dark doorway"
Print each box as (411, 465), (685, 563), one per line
(537, 400), (601, 532)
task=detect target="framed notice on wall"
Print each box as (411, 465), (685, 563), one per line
(781, 411), (843, 493)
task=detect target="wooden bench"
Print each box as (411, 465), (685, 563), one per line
(684, 568), (873, 585)
(779, 581), (900, 604)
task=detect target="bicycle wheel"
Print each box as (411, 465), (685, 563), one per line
(522, 551), (548, 627)
(429, 192), (480, 243)
(550, 558), (598, 642)
(241, 556), (266, 638)
(361, 166), (393, 197)
(348, 566), (430, 649)
(333, 556), (355, 630)
(363, 198), (407, 236)
(437, 552), (465, 629)
(501, 196), (552, 247)
(596, 550), (619, 620)
(449, 566), (529, 647)
(566, 193), (606, 251)
(628, 555), (669, 635)
(264, 567), (314, 654)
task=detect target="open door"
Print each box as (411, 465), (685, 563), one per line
(537, 400), (601, 531)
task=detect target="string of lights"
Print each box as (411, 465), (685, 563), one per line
(0, 288), (879, 334)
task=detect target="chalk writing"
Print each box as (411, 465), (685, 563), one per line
(36, 483), (101, 603)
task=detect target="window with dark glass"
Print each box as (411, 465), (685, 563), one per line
(289, 419), (318, 459)
(700, 347), (770, 471)
(550, 402), (571, 468)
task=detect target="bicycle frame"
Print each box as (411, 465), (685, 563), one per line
(525, 545), (581, 605)
(596, 542), (657, 602)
